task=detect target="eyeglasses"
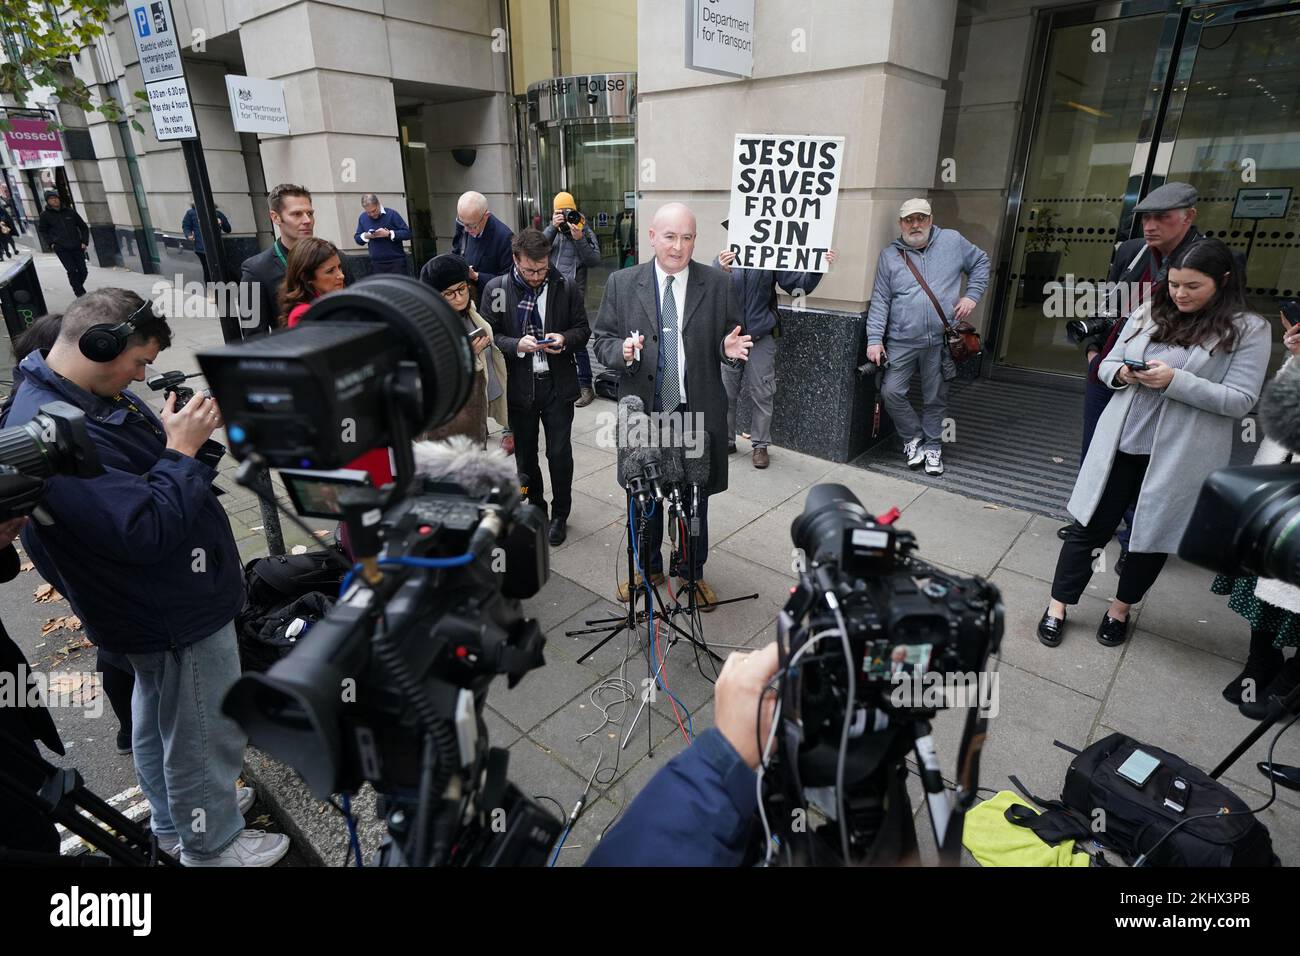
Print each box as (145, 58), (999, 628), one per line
(441, 282), (470, 299)
(901, 214), (931, 226)
(456, 210), (488, 231)
(516, 264), (549, 278)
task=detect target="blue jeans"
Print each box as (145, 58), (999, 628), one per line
(127, 621), (246, 858)
(575, 346), (593, 388)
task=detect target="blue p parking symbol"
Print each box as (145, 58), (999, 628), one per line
(133, 6), (150, 37)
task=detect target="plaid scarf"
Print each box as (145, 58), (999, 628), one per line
(511, 267), (547, 340)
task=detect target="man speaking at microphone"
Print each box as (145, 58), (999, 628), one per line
(593, 202), (750, 610)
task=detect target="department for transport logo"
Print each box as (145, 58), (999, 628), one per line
(238, 87), (253, 102)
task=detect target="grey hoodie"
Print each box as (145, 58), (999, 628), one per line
(865, 225), (990, 348)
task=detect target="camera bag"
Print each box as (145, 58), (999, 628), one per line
(1009, 733), (1276, 866)
(235, 549), (347, 672)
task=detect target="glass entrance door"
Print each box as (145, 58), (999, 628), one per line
(535, 118), (636, 312)
(992, 1), (1300, 379)
(1159, 7), (1300, 371)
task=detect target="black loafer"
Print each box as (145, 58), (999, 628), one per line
(1114, 548), (1128, 577)
(547, 518), (567, 547)
(1037, 608), (1066, 647)
(1096, 613), (1130, 647)
(1057, 524), (1072, 540)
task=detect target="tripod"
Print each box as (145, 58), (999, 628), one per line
(0, 729), (178, 866)
(568, 488), (721, 667)
(1210, 681), (1300, 784)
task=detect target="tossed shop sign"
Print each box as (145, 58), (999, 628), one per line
(685, 0), (754, 78)
(725, 134), (844, 273)
(225, 75), (291, 135)
(145, 78), (197, 141)
(128, 0), (183, 82)
(4, 118), (65, 169)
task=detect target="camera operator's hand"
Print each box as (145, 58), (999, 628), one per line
(0, 517), (27, 550)
(162, 390), (220, 458)
(552, 211), (567, 229)
(867, 343), (887, 366)
(715, 642), (781, 770)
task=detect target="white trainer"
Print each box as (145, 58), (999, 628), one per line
(237, 786), (256, 816)
(903, 437), (924, 469)
(181, 829), (290, 867)
(924, 449), (944, 476)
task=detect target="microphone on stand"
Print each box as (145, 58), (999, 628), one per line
(659, 443), (686, 551)
(682, 431), (711, 539)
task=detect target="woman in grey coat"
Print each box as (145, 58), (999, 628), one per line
(1038, 239), (1271, 648)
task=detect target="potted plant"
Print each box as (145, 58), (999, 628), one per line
(1023, 209), (1071, 303)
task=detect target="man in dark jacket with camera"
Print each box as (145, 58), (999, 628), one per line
(483, 228), (590, 547)
(4, 288), (288, 867)
(37, 191), (89, 297)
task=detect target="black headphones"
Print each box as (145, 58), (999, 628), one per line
(79, 299), (154, 362)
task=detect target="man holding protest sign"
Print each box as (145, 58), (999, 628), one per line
(714, 239), (836, 468)
(865, 199), (989, 477)
(592, 202), (751, 608)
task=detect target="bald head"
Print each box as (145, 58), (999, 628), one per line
(648, 202), (697, 274)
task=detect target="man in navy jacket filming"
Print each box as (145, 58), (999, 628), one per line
(3, 288), (289, 867)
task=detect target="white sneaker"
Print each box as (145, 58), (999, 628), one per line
(924, 449), (944, 475)
(158, 788), (254, 857)
(181, 829), (290, 867)
(903, 437), (924, 469)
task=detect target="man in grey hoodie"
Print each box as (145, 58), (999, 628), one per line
(864, 198), (989, 476)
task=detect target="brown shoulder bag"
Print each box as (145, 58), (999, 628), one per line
(897, 249), (982, 366)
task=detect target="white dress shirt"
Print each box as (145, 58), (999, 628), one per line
(515, 280), (550, 374)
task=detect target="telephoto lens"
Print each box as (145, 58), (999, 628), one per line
(564, 209), (583, 225)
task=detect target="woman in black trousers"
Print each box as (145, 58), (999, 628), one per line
(1038, 239), (1271, 649)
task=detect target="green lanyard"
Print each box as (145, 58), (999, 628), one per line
(273, 239), (287, 267)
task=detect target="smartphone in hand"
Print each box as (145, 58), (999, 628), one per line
(1124, 358), (1151, 372)
(1281, 299), (1300, 329)
(468, 326), (488, 341)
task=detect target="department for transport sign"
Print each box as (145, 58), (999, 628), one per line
(145, 79), (197, 140)
(129, 0), (183, 82)
(225, 76), (291, 135)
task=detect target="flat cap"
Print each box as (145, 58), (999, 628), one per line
(1134, 182), (1196, 213)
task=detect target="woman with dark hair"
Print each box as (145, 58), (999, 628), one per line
(418, 253), (509, 445)
(1038, 238), (1271, 649)
(2, 313), (63, 423)
(278, 236), (346, 329)
(0, 311), (137, 755)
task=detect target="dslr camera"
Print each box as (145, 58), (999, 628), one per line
(763, 484), (1003, 865)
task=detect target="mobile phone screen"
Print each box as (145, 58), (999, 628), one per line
(1116, 748), (1161, 787)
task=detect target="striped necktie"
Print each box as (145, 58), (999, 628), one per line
(659, 274), (681, 412)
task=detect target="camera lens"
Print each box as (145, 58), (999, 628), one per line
(791, 483), (870, 565)
(565, 209), (582, 225)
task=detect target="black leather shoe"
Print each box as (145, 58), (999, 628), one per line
(1257, 762), (1300, 792)
(1096, 612), (1130, 647)
(1037, 608), (1066, 647)
(728, 441), (738, 454)
(1056, 524), (1072, 540)
(547, 517), (567, 547)
(1114, 548), (1128, 577)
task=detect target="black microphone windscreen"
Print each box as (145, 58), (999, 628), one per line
(617, 445), (646, 487)
(617, 395), (645, 449)
(659, 443), (685, 487)
(682, 431), (711, 485)
(1261, 360), (1300, 454)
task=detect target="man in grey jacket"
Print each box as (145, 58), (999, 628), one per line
(544, 191), (603, 406)
(865, 198), (989, 476)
